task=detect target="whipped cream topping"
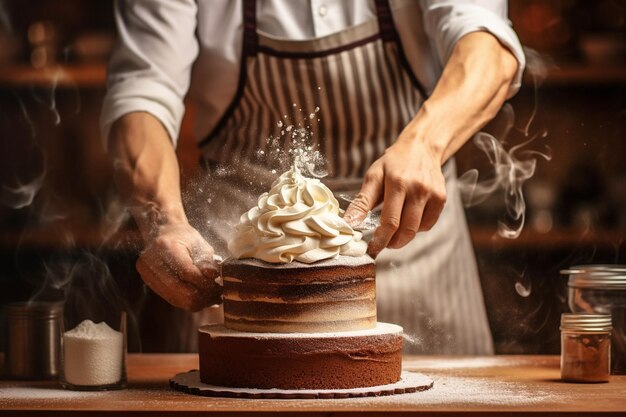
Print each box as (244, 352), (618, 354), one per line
(228, 166), (367, 263)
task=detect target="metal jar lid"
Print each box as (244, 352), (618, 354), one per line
(560, 313), (612, 332)
(561, 264), (626, 290)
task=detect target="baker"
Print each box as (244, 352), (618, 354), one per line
(101, 0), (525, 354)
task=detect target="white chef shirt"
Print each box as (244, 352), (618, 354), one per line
(101, 0), (525, 146)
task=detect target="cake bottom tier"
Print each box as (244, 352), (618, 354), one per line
(198, 322), (403, 390)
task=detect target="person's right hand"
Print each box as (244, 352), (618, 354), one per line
(135, 221), (222, 311)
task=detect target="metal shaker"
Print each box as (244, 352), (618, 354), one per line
(3, 301), (63, 379)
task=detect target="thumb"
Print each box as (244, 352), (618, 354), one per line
(195, 255), (223, 306)
(343, 169), (383, 227)
(197, 258), (220, 280)
(193, 249), (221, 280)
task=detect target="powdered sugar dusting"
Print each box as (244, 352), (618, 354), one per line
(341, 375), (557, 407)
(415, 356), (534, 370)
(0, 386), (105, 400)
(200, 322), (401, 339)
(227, 255), (375, 269)
(0, 367), (565, 410)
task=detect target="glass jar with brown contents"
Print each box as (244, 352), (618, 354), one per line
(562, 265), (626, 374)
(560, 313), (612, 383)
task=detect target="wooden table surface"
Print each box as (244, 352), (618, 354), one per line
(1, 354), (625, 416)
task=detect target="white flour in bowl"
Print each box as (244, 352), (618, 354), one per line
(63, 320), (123, 386)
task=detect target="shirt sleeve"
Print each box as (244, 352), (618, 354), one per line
(100, 0), (199, 147)
(419, 0), (525, 98)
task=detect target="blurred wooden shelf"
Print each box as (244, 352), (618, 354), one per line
(470, 227), (625, 249)
(0, 62), (624, 89)
(0, 63), (107, 88)
(0, 227), (142, 251)
(0, 225), (622, 251)
(532, 63), (626, 86)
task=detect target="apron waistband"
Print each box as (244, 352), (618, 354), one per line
(240, 0), (426, 98)
(242, 0), (401, 56)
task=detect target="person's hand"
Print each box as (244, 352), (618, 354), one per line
(343, 137), (447, 258)
(135, 221), (222, 311)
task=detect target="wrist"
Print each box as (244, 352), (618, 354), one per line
(397, 107), (451, 165)
(131, 202), (188, 240)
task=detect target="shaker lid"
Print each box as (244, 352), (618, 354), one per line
(561, 265), (626, 290)
(560, 313), (612, 332)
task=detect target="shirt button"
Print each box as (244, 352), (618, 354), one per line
(318, 4), (327, 17)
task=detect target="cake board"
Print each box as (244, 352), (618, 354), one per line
(170, 370), (433, 399)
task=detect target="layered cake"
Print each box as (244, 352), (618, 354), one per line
(221, 256), (376, 333)
(198, 323), (402, 390)
(199, 165), (403, 390)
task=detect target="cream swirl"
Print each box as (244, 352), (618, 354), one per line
(228, 166), (367, 263)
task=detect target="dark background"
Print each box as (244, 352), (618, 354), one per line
(0, 0), (624, 353)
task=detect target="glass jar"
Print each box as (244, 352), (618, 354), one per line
(562, 265), (626, 374)
(60, 310), (127, 390)
(560, 313), (612, 383)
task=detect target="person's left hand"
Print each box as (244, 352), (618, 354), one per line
(343, 135), (447, 258)
(135, 221), (222, 311)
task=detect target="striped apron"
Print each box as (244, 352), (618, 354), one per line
(188, 0), (494, 355)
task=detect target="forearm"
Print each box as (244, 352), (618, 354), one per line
(399, 31), (518, 163)
(108, 112), (187, 238)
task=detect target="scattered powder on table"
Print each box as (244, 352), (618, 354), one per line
(160, 376), (560, 409)
(63, 320), (123, 386)
(327, 375), (558, 407)
(414, 357), (533, 370)
(0, 387), (105, 401)
(0, 377), (559, 409)
(401, 376), (556, 406)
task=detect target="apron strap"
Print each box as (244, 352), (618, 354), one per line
(374, 0), (399, 42)
(199, 0), (255, 148)
(242, 0), (258, 56)
(375, 0), (428, 97)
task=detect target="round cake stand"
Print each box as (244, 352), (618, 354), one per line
(170, 370), (433, 399)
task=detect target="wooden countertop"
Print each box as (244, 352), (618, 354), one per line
(1, 354), (625, 416)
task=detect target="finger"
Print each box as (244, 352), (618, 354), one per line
(194, 254), (223, 305)
(136, 257), (208, 311)
(197, 260), (220, 280)
(166, 241), (218, 293)
(139, 237), (214, 294)
(188, 239), (215, 265)
(158, 253), (222, 308)
(187, 241), (221, 280)
(367, 177), (406, 257)
(418, 193), (446, 232)
(343, 166), (383, 227)
(388, 195), (426, 249)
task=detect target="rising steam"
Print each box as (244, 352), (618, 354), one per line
(0, 93), (44, 209)
(1, 5), (142, 349)
(0, 0), (12, 33)
(31, 71), (62, 125)
(1, 168), (45, 209)
(458, 104), (551, 239)
(458, 49), (552, 239)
